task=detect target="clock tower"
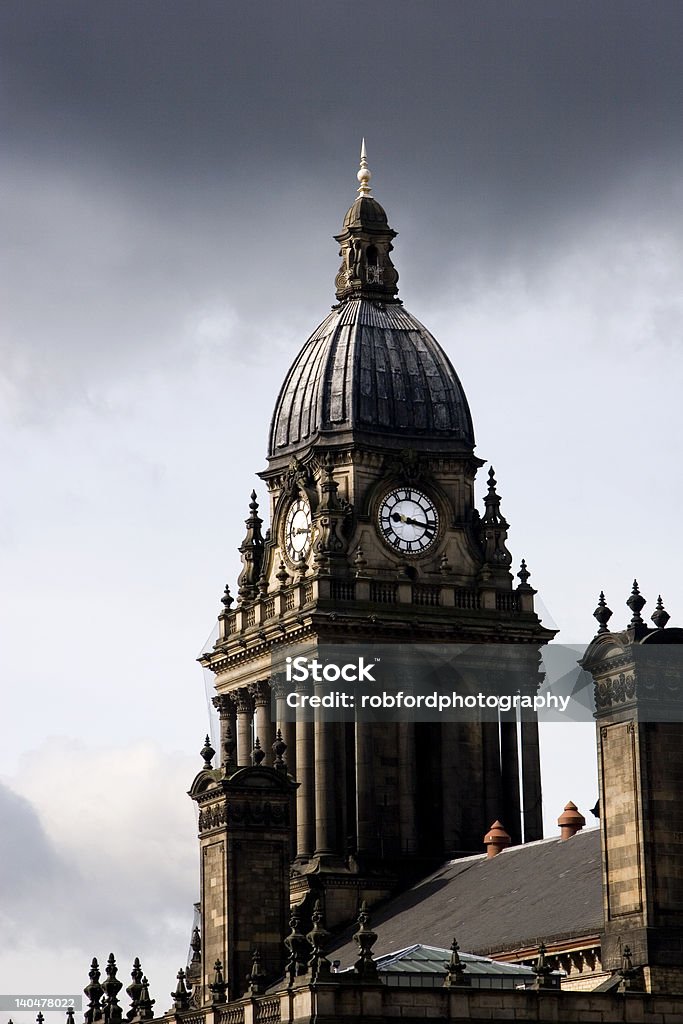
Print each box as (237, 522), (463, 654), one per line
(199, 145), (555, 926)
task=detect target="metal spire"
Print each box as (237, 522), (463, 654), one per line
(357, 138), (372, 197)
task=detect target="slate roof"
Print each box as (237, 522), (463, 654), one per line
(331, 828), (602, 968)
(268, 298), (474, 458)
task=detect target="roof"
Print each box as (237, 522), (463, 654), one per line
(268, 297), (475, 459)
(342, 195), (391, 230)
(331, 828), (602, 967)
(369, 944), (535, 978)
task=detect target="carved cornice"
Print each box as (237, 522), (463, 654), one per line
(198, 798), (290, 833)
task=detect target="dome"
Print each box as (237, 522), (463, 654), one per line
(342, 196), (390, 230)
(267, 146), (475, 462)
(268, 297), (475, 459)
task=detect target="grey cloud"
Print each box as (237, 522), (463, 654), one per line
(0, 782), (78, 933)
(3, 1), (683, 423)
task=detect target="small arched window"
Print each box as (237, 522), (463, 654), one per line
(366, 245), (378, 266)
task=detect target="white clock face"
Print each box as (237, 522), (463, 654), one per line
(378, 488), (439, 554)
(285, 497), (312, 561)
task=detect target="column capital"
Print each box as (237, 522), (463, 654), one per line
(235, 687), (254, 715)
(212, 693), (237, 717)
(249, 679), (271, 706)
(271, 678), (288, 700)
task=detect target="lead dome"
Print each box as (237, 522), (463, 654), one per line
(267, 149), (475, 462)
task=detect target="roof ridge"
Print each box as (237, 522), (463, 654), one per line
(444, 826), (600, 867)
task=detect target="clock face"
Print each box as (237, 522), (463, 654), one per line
(378, 488), (439, 554)
(284, 497), (312, 562)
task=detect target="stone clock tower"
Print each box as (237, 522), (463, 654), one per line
(199, 145), (555, 926)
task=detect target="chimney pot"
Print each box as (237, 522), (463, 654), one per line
(484, 820), (511, 858)
(558, 800), (586, 840)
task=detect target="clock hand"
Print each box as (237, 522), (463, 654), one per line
(294, 527), (310, 534)
(404, 515), (435, 533)
(392, 511), (434, 533)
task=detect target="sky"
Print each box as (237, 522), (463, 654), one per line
(2, 0), (683, 1011)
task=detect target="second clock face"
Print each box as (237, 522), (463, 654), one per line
(285, 497), (312, 562)
(378, 488), (439, 554)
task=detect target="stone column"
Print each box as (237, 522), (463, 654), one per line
(235, 688), (254, 766)
(355, 720), (376, 858)
(273, 679), (297, 859)
(314, 684), (337, 856)
(212, 692), (237, 769)
(250, 679), (273, 764)
(500, 712), (521, 845)
(398, 722), (418, 856)
(520, 715), (543, 841)
(482, 720), (503, 832)
(295, 683), (315, 860)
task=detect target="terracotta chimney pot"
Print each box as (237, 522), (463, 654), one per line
(558, 800), (586, 840)
(484, 820), (511, 858)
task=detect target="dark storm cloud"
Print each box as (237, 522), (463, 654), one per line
(4, 1), (683, 201)
(2, 1), (683, 418)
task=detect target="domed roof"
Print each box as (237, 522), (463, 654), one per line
(342, 195), (390, 230)
(267, 146), (475, 462)
(268, 298), (474, 459)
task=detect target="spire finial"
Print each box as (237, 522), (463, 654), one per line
(627, 579), (647, 628)
(517, 559), (531, 587)
(594, 591), (613, 634)
(209, 960), (227, 1005)
(651, 594), (670, 629)
(251, 736), (265, 765)
(444, 937), (470, 987)
(357, 139), (372, 197)
(353, 900), (378, 979)
(201, 734), (215, 770)
(532, 942), (555, 989)
(307, 899), (332, 982)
